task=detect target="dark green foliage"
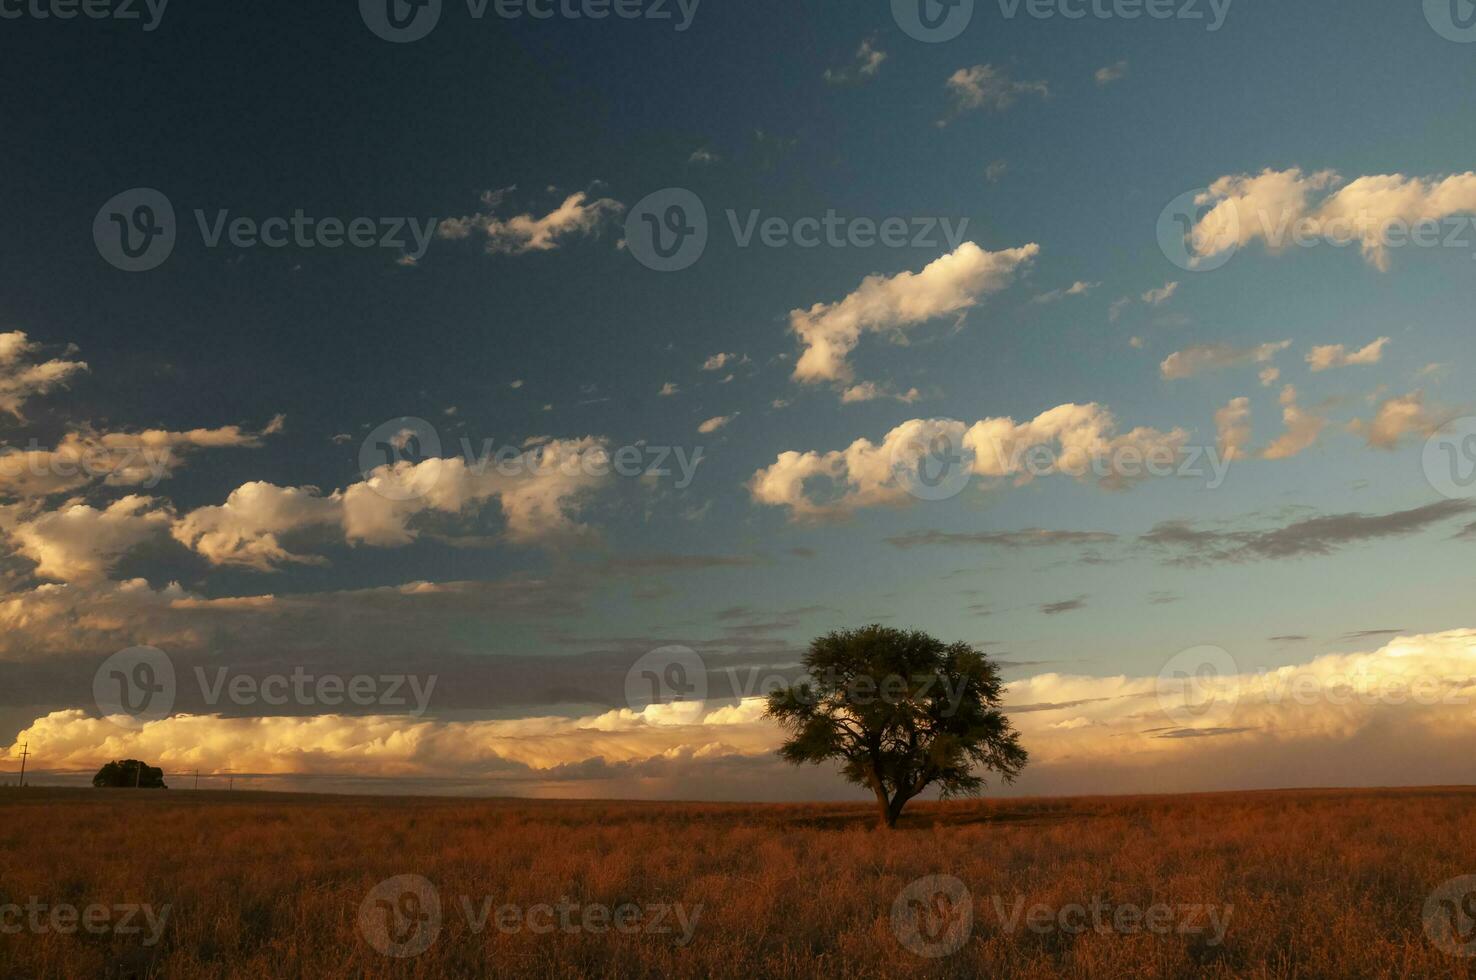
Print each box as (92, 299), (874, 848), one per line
(766, 625), (1027, 828)
(92, 759), (167, 789)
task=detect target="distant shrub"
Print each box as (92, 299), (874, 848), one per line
(92, 759), (167, 789)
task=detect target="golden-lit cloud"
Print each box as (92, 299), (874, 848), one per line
(750, 405), (1188, 520)
(1349, 390), (1445, 450)
(9, 495), (172, 582)
(1160, 340), (1289, 380)
(789, 242), (1038, 386)
(0, 421), (284, 501)
(173, 438), (611, 570)
(1307, 337), (1390, 372)
(1214, 397), (1252, 462)
(438, 188), (624, 255)
(1187, 169), (1476, 270)
(11, 630), (1476, 799)
(0, 332), (87, 419)
(1261, 385), (1327, 460)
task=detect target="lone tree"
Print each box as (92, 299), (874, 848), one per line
(766, 625), (1026, 829)
(92, 759), (167, 789)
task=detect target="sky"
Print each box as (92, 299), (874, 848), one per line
(3, 0), (1476, 799)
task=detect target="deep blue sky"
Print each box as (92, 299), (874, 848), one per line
(3, 0), (1476, 793)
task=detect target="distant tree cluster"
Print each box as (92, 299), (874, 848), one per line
(92, 759), (167, 789)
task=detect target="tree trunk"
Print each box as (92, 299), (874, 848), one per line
(873, 785), (896, 829)
(872, 787), (914, 829)
(887, 791), (911, 829)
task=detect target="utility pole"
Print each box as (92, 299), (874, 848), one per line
(194, 769), (199, 790)
(17, 743), (27, 788)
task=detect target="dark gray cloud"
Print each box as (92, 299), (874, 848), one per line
(1009, 694), (1135, 713)
(1149, 726), (1256, 739)
(887, 528), (1118, 549)
(1339, 628), (1406, 642)
(1140, 499), (1476, 566)
(1040, 596), (1088, 616)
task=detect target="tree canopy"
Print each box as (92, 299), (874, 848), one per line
(766, 625), (1026, 828)
(92, 759), (167, 789)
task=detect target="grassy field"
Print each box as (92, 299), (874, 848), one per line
(2, 786), (1474, 978)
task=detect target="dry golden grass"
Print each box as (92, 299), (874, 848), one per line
(1, 785), (1474, 978)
